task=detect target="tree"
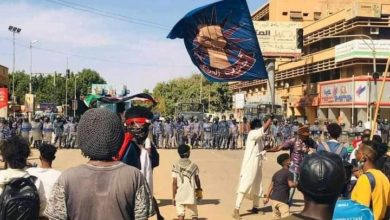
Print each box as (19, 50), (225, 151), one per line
(152, 74), (232, 116)
(8, 68), (106, 107)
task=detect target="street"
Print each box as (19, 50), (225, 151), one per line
(24, 148), (304, 220)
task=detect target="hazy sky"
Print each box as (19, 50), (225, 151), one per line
(0, 0), (266, 93)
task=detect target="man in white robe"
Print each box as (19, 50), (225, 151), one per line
(233, 116), (273, 219)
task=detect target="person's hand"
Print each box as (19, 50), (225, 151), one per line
(263, 197), (269, 205)
(172, 199), (176, 206)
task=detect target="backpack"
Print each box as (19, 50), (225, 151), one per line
(333, 199), (374, 220)
(0, 176), (40, 220)
(320, 141), (344, 155)
(365, 172), (376, 209)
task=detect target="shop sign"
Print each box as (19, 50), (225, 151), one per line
(320, 81), (354, 105)
(234, 93), (245, 109)
(319, 77), (390, 106)
(24, 94), (35, 113)
(335, 40), (390, 62)
(253, 21), (301, 57)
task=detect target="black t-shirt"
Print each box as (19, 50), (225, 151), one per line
(270, 168), (292, 203)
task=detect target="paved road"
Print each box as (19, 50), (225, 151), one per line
(23, 148), (304, 220)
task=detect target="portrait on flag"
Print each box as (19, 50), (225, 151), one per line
(168, 0), (267, 82)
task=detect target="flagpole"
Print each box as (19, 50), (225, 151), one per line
(200, 73), (202, 104)
(267, 78), (275, 114)
(266, 59), (276, 114)
(370, 56), (390, 140)
(352, 75), (355, 126)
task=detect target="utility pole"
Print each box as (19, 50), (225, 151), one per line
(74, 74), (77, 118)
(208, 84), (211, 113)
(65, 57), (69, 117)
(29, 40), (38, 94)
(200, 73), (202, 104)
(8, 25), (21, 117)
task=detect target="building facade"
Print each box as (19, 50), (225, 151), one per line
(0, 64), (8, 87)
(230, 0), (390, 128)
(0, 64), (9, 118)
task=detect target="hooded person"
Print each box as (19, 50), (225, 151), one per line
(121, 106), (155, 191)
(120, 106), (164, 220)
(44, 108), (155, 220)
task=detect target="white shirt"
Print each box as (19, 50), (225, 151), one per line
(26, 167), (61, 201)
(138, 144), (153, 195)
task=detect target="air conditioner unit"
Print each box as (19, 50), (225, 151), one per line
(370, 27), (379, 35)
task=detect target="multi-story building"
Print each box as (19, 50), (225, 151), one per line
(0, 64), (8, 87)
(230, 0), (390, 128)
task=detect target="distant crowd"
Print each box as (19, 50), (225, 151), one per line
(0, 115), (78, 149)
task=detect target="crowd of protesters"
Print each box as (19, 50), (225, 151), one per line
(0, 106), (389, 219)
(233, 114), (390, 220)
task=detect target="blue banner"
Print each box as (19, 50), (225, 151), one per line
(167, 0), (267, 82)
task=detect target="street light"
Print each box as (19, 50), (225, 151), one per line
(8, 25), (21, 108)
(307, 34), (376, 124)
(29, 40), (39, 94)
(73, 74), (78, 118)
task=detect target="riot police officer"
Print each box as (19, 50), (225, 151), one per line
(202, 118), (212, 149)
(163, 117), (175, 149)
(218, 115), (229, 149)
(212, 117), (219, 149)
(190, 116), (201, 148)
(381, 119), (389, 144)
(175, 116), (185, 146)
(67, 117), (78, 148)
(310, 120), (322, 142)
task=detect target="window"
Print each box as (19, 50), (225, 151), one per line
(314, 12), (321, 20)
(303, 13), (309, 17)
(290, 11), (302, 19)
(282, 12), (288, 16)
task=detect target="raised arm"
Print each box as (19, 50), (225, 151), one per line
(250, 118), (273, 140)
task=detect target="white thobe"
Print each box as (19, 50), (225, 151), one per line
(237, 127), (266, 199)
(138, 142), (153, 195)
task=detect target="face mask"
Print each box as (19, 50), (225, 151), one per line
(357, 160), (365, 170)
(128, 125), (149, 144)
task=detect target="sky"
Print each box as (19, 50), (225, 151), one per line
(0, 0), (267, 93)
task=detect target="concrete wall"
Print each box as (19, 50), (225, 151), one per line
(340, 108), (352, 128)
(328, 108), (340, 122)
(357, 108), (368, 122)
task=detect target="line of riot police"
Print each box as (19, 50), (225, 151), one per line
(0, 115), (78, 149)
(148, 115), (389, 150)
(150, 114), (243, 150)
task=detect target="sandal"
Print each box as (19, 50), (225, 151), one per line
(232, 213), (242, 219)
